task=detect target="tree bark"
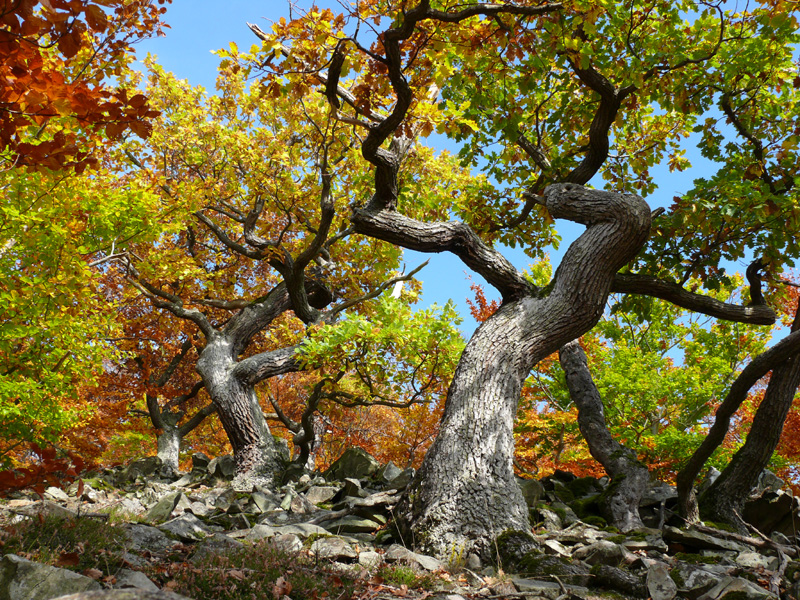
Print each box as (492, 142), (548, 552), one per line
(392, 183), (650, 559)
(699, 303), (800, 532)
(559, 340), (649, 531)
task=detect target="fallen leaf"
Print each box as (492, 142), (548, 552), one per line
(83, 568), (103, 580)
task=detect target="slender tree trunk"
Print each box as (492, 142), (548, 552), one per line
(559, 340), (649, 531)
(700, 304), (800, 532)
(393, 184), (651, 559)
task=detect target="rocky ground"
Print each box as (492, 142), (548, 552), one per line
(2, 448), (800, 600)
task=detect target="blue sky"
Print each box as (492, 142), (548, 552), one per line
(134, 1), (732, 335)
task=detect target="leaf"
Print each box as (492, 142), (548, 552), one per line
(84, 5), (107, 32)
(272, 575), (292, 599)
(57, 552), (81, 567)
(83, 568), (103, 580)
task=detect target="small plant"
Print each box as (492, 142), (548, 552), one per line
(0, 514), (128, 575)
(376, 564), (436, 589)
(164, 538), (356, 600)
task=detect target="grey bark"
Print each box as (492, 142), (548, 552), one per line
(559, 340), (649, 531)
(676, 325), (800, 521)
(391, 184), (650, 559)
(699, 303), (800, 532)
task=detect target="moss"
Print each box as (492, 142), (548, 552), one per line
(551, 483), (575, 503)
(570, 494), (601, 518)
(582, 515), (607, 528)
(551, 505), (568, 520)
(494, 529), (536, 569)
(567, 476), (600, 498)
(606, 534), (627, 544)
(700, 520), (738, 533)
(669, 568), (686, 589)
(303, 532), (333, 548)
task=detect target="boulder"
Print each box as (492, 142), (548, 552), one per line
(323, 448), (380, 481)
(310, 536), (358, 561)
(123, 524), (180, 554)
(384, 544), (443, 572)
(743, 489), (800, 536)
(113, 569), (160, 592)
(0, 554), (101, 600)
(517, 478), (545, 507)
(190, 453), (211, 473)
(158, 513), (212, 542)
(305, 486), (339, 505)
(571, 540), (625, 567)
(206, 455), (236, 480)
(646, 561), (677, 600)
(121, 457), (163, 483)
(696, 576), (773, 600)
(144, 492), (191, 524)
(375, 462), (403, 484)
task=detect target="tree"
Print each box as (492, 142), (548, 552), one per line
(0, 0), (170, 467)
(100, 58), (469, 488)
(255, 0), (799, 557)
(1, 0), (169, 171)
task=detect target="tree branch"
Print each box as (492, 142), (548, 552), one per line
(232, 345), (302, 386)
(612, 273), (776, 325)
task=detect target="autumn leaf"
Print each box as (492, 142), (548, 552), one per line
(272, 575), (292, 598)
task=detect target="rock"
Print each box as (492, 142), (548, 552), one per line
(144, 491), (190, 524)
(305, 486), (339, 505)
(572, 540), (625, 567)
(670, 563), (722, 599)
(189, 533), (243, 564)
(743, 489), (800, 536)
(384, 544), (443, 572)
(517, 478), (545, 507)
(246, 491), (279, 514)
(375, 462), (403, 484)
(53, 592), (193, 600)
(323, 448), (380, 481)
(511, 578), (590, 599)
(271, 533), (303, 554)
(191, 453), (210, 473)
(241, 522), (328, 542)
(123, 523), (180, 553)
(358, 551), (382, 569)
(696, 576), (773, 600)
(207, 455), (236, 480)
(121, 457), (163, 483)
(663, 526), (748, 552)
(387, 468), (414, 490)
(465, 553), (481, 570)
(323, 515), (383, 534)
(113, 569), (160, 592)
(593, 564), (647, 597)
(515, 552), (591, 586)
(0, 554), (102, 599)
(735, 551), (779, 570)
(310, 536), (358, 561)
(44, 486), (71, 502)
(646, 561), (677, 600)
(158, 513), (212, 542)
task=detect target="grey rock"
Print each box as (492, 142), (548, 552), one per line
(670, 564), (721, 599)
(144, 492), (189, 524)
(248, 491), (278, 513)
(384, 544), (442, 572)
(189, 533), (243, 564)
(123, 523), (180, 553)
(207, 455), (236, 480)
(54, 592), (193, 600)
(465, 553), (481, 570)
(646, 561), (677, 600)
(271, 533), (303, 554)
(743, 490), (800, 536)
(572, 540), (625, 567)
(44, 486), (71, 502)
(387, 468), (414, 490)
(158, 513), (212, 542)
(517, 478), (545, 507)
(375, 462), (403, 484)
(305, 486), (339, 505)
(241, 522), (328, 542)
(323, 515), (382, 534)
(541, 539), (570, 556)
(663, 526), (748, 552)
(113, 569), (159, 592)
(310, 536), (358, 561)
(121, 457), (163, 483)
(191, 453), (211, 472)
(511, 578), (590, 599)
(0, 554), (101, 600)
(514, 553), (591, 586)
(735, 551), (779, 570)
(358, 551), (382, 569)
(696, 576), (773, 600)
(323, 447), (380, 481)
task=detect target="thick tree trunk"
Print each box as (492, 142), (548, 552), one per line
(559, 340), (649, 531)
(700, 306), (800, 532)
(393, 184), (651, 560)
(156, 426), (181, 476)
(196, 337), (288, 489)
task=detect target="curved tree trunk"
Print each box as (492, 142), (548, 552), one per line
(393, 184), (650, 559)
(196, 336), (293, 489)
(156, 422), (181, 476)
(559, 340), (649, 531)
(700, 304), (800, 532)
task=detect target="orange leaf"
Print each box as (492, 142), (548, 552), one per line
(84, 5), (107, 32)
(57, 552), (81, 567)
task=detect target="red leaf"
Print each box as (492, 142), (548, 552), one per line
(57, 552), (81, 567)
